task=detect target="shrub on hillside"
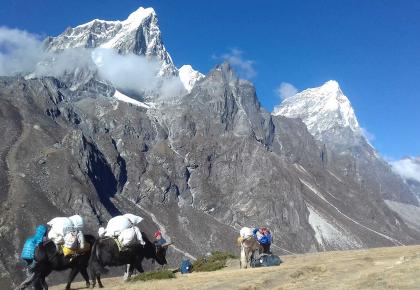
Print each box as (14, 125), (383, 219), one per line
(192, 251), (237, 272)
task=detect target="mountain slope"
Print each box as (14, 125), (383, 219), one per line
(386, 157), (420, 232)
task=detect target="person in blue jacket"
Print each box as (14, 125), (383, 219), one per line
(16, 225), (48, 290)
(253, 227), (272, 254)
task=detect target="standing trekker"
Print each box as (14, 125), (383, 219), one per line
(253, 227), (272, 254)
(16, 225), (48, 290)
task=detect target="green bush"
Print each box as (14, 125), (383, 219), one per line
(192, 251), (237, 272)
(130, 270), (176, 282)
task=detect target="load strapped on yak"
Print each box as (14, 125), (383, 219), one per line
(98, 213), (145, 250)
(47, 215), (89, 257)
(239, 227), (254, 240)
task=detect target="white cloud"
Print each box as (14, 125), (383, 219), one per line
(91, 48), (185, 98)
(159, 75), (186, 97)
(34, 48), (96, 78)
(0, 26), (185, 98)
(215, 48), (256, 79)
(390, 158), (420, 183)
(92, 48), (161, 93)
(360, 127), (375, 143)
(0, 27), (44, 76)
(276, 82), (298, 100)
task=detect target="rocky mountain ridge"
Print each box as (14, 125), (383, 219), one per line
(45, 7), (176, 76)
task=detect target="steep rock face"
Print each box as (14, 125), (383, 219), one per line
(175, 63), (271, 142)
(148, 63), (319, 253)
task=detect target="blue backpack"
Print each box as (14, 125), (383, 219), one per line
(180, 259), (192, 274)
(21, 225), (48, 260)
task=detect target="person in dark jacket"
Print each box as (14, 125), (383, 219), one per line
(253, 227), (272, 254)
(16, 225), (48, 290)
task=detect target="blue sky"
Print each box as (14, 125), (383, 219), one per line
(1, 0), (419, 159)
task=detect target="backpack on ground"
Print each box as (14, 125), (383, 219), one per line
(250, 254), (282, 268)
(180, 259), (192, 274)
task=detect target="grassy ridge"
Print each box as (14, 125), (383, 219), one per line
(130, 270), (176, 282)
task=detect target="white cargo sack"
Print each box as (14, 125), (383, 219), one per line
(47, 217), (74, 236)
(240, 227), (254, 239)
(118, 228), (136, 247)
(98, 227), (106, 238)
(118, 226), (145, 247)
(123, 214), (143, 225)
(48, 227), (64, 245)
(133, 226), (145, 245)
(69, 215), (84, 231)
(105, 215), (132, 237)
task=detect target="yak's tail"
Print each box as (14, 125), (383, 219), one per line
(89, 239), (109, 275)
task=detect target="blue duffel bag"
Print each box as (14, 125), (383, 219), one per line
(251, 254), (282, 267)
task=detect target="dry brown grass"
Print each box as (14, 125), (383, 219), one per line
(50, 245), (420, 290)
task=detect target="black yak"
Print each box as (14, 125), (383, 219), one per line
(23, 235), (96, 290)
(88, 232), (168, 288)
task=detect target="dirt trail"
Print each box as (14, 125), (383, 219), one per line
(51, 245), (420, 290)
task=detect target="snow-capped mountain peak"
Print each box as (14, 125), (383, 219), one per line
(45, 6), (176, 76)
(273, 80), (361, 145)
(178, 65), (204, 92)
(125, 7), (156, 28)
(320, 79), (340, 92)
(41, 6), (210, 97)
